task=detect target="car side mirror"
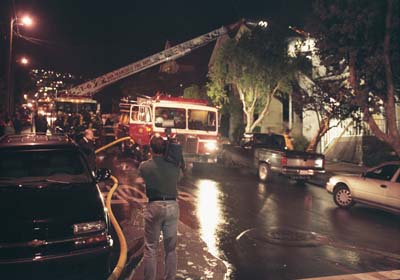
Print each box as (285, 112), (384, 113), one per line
(96, 168), (111, 182)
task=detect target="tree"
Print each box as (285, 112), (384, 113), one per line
(207, 28), (307, 133)
(183, 84), (207, 100)
(295, 71), (356, 152)
(311, 0), (400, 156)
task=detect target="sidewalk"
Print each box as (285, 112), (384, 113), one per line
(308, 160), (367, 187)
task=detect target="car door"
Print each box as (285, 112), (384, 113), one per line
(384, 165), (400, 210)
(354, 164), (399, 206)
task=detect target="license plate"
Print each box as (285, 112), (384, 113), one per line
(300, 170), (314, 175)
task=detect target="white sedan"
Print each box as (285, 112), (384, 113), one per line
(326, 161), (400, 214)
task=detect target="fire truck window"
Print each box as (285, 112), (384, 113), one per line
(145, 107), (151, 122)
(56, 102), (73, 114)
(130, 106), (151, 123)
(130, 107), (139, 122)
(188, 110), (216, 131)
(155, 107), (185, 128)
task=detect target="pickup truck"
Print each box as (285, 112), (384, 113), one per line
(220, 133), (325, 183)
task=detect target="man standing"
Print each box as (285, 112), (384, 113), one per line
(137, 135), (180, 280)
(78, 129), (96, 172)
(34, 113), (48, 133)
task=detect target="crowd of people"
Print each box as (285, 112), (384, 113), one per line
(0, 109), (114, 142)
(53, 110), (103, 135)
(0, 111), (24, 137)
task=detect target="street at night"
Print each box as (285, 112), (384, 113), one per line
(1, 0), (399, 279)
(97, 148), (400, 280)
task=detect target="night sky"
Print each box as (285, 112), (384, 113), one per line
(1, 0), (312, 79)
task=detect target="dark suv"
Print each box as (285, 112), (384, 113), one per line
(0, 134), (113, 279)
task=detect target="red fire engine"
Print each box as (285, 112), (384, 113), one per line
(56, 19), (265, 160)
(118, 94), (219, 163)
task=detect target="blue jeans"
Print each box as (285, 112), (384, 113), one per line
(143, 201), (179, 280)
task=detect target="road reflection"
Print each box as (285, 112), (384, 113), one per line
(195, 179), (223, 258)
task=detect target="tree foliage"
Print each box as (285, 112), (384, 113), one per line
(207, 28), (308, 133)
(183, 84), (207, 100)
(310, 0), (400, 156)
(294, 71), (357, 152)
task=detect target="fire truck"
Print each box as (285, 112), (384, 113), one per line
(56, 19), (265, 159)
(36, 96), (99, 128)
(118, 94), (219, 163)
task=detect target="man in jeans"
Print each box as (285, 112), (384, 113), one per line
(137, 135), (181, 280)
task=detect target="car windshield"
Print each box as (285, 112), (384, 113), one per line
(154, 107), (186, 129)
(0, 149), (92, 184)
(365, 164), (400, 181)
(188, 109), (216, 131)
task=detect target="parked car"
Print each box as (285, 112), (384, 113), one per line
(221, 133), (325, 183)
(0, 134), (113, 278)
(326, 161), (400, 214)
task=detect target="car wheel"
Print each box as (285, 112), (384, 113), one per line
(258, 163), (271, 182)
(333, 184), (355, 209)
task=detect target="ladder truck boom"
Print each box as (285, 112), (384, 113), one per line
(63, 19), (256, 97)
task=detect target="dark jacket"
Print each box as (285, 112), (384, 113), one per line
(35, 115), (48, 133)
(138, 156), (180, 199)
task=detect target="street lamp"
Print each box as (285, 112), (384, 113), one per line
(7, 15), (33, 116)
(21, 16), (33, 26)
(20, 57), (29, 65)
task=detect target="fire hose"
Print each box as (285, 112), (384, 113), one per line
(95, 136), (134, 280)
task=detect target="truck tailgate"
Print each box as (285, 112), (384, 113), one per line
(285, 151), (324, 170)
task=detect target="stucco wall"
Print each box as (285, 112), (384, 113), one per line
(260, 97), (302, 135)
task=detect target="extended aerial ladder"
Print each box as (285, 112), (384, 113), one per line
(62, 19), (266, 98)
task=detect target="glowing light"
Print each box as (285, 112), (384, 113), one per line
(204, 141), (217, 151)
(20, 57), (29, 65)
(258, 21), (268, 28)
(21, 16), (33, 26)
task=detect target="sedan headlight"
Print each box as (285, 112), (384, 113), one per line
(73, 220), (106, 235)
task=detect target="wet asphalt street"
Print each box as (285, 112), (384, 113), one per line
(97, 148), (400, 280)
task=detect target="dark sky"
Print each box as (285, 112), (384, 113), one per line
(1, 0), (312, 79)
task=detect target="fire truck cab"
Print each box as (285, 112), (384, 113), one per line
(120, 95), (220, 163)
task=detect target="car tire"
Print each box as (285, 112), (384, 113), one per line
(333, 184), (355, 209)
(258, 163), (271, 182)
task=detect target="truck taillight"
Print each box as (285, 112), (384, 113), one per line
(146, 126), (152, 133)
(281, 156), (287, 166)
(315, 157), (325, 169)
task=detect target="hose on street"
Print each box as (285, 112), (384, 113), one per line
(105, 175), (127, 280)
(95, 136), (135, 280)
(95, 136), (133, 154)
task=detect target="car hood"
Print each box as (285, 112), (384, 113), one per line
(0, 181), (106, 243)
